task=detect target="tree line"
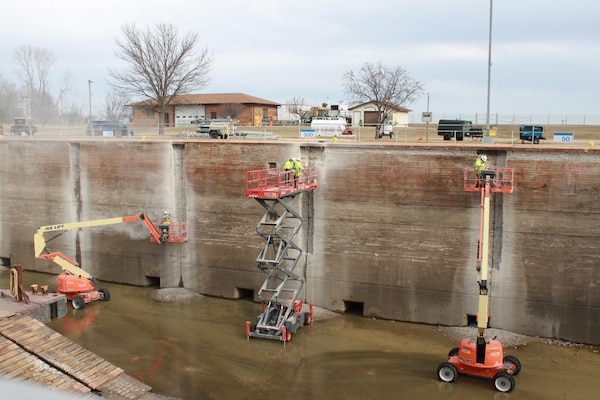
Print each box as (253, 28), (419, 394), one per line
(0, 44), (132, 126)
(1, 23), (423, 134)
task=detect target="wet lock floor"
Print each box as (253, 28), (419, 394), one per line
(8, 271), (600, 400)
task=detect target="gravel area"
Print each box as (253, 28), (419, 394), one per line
(437, 326), (535, 347)
(310, 306), (596, 349)
(311, 305), (342, 321)
(149, 288), (206, 303)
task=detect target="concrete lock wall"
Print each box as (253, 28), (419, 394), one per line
(0, 140), (598, 344)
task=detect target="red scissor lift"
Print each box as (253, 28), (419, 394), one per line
(245, 166), (317, 343)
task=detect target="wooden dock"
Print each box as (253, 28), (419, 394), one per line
(0, 292), (176, 399)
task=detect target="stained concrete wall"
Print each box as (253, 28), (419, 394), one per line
(0, 139), (598, 344)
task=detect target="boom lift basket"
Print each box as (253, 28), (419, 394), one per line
(463, 166), (514, 193)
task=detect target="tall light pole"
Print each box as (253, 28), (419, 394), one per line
(484, 0), (494, 142)
(426, 91), (430, 142)
(88, 80), (93, 123)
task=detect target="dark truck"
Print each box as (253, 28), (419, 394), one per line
(437, 119), (483, 141)
(519, 125), (545, 144)
(86, 120), (133, 137)
(10, 117), (37, 136)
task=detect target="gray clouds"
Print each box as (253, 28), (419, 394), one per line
(0, 0), (597, 121)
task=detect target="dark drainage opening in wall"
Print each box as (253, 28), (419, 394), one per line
(50, 302), (58, 320)
(467, 314), (478, 327)
(145, 276), (160, 287)
(235, 287), (254, 300)
(0, 257), (10, 267)
(343, 300), (364, 316)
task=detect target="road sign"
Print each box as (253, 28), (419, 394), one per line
(422, 112), (432, 123)
(553, 132), (573, 143)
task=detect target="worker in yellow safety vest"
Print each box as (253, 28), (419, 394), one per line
(474, 155), (487, 187)
(283, 158), (295, 186)
(159, 211), (171, 242)
(292, 157), (303, 187)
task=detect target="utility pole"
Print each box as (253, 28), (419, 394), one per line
(88, 80), (93, 123)
(426, 92), (430, 142)
(484, 0), (494, 143)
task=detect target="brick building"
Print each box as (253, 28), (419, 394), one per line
(130, 93), (281, 126)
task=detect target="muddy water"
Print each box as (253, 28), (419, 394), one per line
(9, 272), (599, 400)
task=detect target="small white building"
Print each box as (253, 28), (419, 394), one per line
(349, 102), (411, 127)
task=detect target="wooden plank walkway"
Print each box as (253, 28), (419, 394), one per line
(0, 314), (161, 399)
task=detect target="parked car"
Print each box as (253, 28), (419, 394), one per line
(86, 120), (133, 137)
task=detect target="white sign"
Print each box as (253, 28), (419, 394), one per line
(300, 129), (315, 139)
(553, 132), (573, 143)
(422, 112), (432, 123)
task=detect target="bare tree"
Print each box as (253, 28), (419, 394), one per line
(0, 74), (19, 124)
(343, 62), (423, 134)
(13, 44), (60, 122)
(105, 92), (132, 121)
(286, 97), (310, 123)
(109, 23), (213, 134)
(60, 99), (84, 125)
(218, 103), (243, 120)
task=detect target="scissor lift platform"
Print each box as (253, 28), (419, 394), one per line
(245, 166), (317, 342)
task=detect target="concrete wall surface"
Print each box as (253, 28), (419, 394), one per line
(0, 139), (598, 344)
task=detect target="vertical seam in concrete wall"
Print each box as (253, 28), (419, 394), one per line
(173, 144), (186, 221)
(173, 143), (186, 287)
(69, 143), (82, 265)
(491, 151), (508, 271)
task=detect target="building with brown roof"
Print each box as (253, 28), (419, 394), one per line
(130, 93), (281, 126)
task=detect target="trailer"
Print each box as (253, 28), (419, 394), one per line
(519, 125), (545, 144)
(308, 118), (352, 137)
(191, 118), (237, 139)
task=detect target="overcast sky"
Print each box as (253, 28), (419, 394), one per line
(1, 0), (598, 123)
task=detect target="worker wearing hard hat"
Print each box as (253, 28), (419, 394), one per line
(283, 158), (295, 186)
(474, 155), (487, 187)
(159, 211), (171, 243)
(292, 158), (303, 188)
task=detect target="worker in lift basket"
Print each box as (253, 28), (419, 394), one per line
(159, 211), (171, 242)
(283, 158), (295, 186)
(292, 157), (303, 188)
(474, 155), (487, 188)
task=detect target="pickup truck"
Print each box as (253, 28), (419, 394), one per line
(10, 117), (37, 136)
(437, 119), (483, 141)
(519, 125), (545, 144)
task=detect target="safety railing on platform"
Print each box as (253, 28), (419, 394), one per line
(464, 167), (514, 193)
(246, 166), (318, 198)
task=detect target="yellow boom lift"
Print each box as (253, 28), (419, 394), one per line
(437, 164), (522, 392)
(34, 213), (186, 309)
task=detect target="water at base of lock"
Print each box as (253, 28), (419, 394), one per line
(8, 271), (599, 400)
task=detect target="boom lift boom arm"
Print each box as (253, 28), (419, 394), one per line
(34, 213), (166, 279)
